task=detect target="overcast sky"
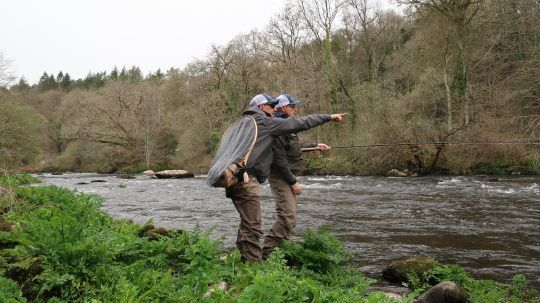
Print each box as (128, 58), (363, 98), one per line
(1, 0), (402, 84)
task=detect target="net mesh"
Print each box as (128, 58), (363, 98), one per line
(206, 116), (257, 187)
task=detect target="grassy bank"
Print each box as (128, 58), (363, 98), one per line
(0, 174), (538, 302)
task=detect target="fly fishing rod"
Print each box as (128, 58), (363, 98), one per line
(301, 140), (540, 152)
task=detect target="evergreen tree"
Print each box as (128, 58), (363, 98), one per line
(38, 72), (58, 91)
(128, 66), (143, 81)
(110, 66), (119, 80)
(60, 73), (71, 91)
(147, 68), (165, 82)
(48, 73), (57, 89)
(119, 66), (128, 80)
(11, 77), (31, 91)
(56, 71), (64, 83)
(81, 72), (106, 89)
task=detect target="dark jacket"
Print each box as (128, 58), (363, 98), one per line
(243, 107), (330, 183)
(271, 134), (317, 185)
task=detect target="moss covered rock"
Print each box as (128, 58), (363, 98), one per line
(382, 257), (439, 285)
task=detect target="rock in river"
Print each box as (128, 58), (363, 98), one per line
(155, 170), (194, 179)
(142, 170), (155, 176)
(386, 169), (408, 177)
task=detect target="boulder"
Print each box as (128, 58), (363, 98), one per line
(98, 164), (117, 174)
(386, 169), (408, 177)
(413, 282), (468, 303)
(142, 170), (155, 176)
(155, 170), (194, 179)
(382, 257), (438, 285)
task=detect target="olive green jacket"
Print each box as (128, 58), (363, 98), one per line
(271, 133), (317, 185)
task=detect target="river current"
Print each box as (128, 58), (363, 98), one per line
(37, 173), (540, 287)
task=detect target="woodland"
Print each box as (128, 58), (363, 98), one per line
(1, 0), (539, 175)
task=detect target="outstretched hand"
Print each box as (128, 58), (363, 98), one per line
(317, 143), (331, 152)
(330, 113), (347, 122)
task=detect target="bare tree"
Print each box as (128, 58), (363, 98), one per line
(265, 3), (306, 70)
(344, 0), (378, 81)
(208, 44), (234, 90)
(398, 0), (484, 126)
(0, 53), (16, 87)
(296, 0), (346, 111)
(63, 81), (169, 168)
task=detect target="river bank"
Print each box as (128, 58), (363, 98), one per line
(33, 173), (540, 286)
(1, 174), (539, 302)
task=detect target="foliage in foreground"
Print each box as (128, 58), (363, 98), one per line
(0, 176), (538, 302)
(404, 261), (540, 303)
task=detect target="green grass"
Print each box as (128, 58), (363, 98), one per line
(0, 173), (40, 187)
(0, 174), (538, 302)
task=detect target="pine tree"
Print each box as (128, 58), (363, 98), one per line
(60, 73), (71, 90)
(128, 66), (143, 81)
(38, 72), (58, 91)
(10, 78), (31, 91)
(110, 66), (119, 80)
(56, 71), (64, 83)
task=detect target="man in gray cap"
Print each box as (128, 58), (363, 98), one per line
(262, 94), (331, 259)
(226, 93), (346, 262)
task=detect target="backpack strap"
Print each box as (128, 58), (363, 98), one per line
(239, 115), (258, 181)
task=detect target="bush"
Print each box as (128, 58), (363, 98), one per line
(0, 276), (27, 303)
(280, 227), (351, 273)
(0, 174), (40, 187)
(409, 264), (540, 303)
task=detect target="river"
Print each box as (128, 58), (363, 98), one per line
(36, 173), (540, 287)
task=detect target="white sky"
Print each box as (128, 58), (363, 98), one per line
(1, 0), (403, 84)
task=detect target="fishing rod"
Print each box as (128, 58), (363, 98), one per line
(301, 140), (540, 151)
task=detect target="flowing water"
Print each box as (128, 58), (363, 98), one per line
(37, 173), (540, 287)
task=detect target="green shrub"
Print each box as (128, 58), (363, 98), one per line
(0, 276), (27, 303)
(205, 131), (222, 155)
(0, 173), (40, 187)
(413, 264), (540, 303)
(280, 227), (351, 273)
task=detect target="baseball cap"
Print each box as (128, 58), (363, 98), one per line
(275, 94), (301, 108)
(249, 93), (279, 107)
